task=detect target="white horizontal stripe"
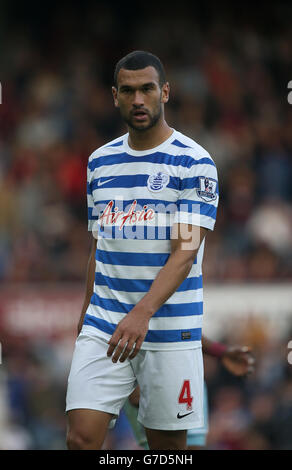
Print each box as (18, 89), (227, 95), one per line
(87, 304), (203, 330)
(88, 160), (216, 179)
(174, 212), (201, 225)
(91, 186), (179, 203)
(98, 237), (171, 253)
(174, 212), (215, 229)
(97, 232), (206, 254)
(150, 314), (203, 331)
(149, 314), (203, 331)
(186, 164), (218, 180)
(97, 261), (202, 280)
(89, 135), (127, 159)
(97, 261), (163, 280)
(93, 283), (203, 305)
(87, 302), (121, 326)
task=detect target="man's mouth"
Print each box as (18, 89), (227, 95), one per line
(132, 110), (148, 121)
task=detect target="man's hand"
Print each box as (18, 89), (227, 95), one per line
(107, 308), (150, 363)
(221, 346), (255, 376)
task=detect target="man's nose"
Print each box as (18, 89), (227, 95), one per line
(132, 90), (144, 107)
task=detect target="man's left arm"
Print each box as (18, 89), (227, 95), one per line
(202, 335), (255, 376)
(107, 224), (208, 363)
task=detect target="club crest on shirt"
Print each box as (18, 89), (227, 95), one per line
(196, 176), (217, 202)
(147, 172), (169, 192)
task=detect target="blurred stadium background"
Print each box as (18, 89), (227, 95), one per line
(0, 1), (292, 450)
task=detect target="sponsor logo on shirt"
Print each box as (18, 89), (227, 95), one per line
(99, 200), (155, 230)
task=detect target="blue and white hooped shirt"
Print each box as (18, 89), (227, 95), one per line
(84, 129), (219, 351)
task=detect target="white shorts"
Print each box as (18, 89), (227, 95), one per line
(66, 325), (204, 431)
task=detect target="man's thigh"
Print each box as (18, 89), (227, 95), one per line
(134, 347), (204, 434)
(66, 408), (113, 450)
(66, 326), (137, 421)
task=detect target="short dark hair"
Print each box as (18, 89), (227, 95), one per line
(114, 50), (166, 88)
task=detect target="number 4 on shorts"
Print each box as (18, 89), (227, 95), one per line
(178, 380), (193, 410)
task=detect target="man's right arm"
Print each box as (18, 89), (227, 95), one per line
(77, 236), (97, 336)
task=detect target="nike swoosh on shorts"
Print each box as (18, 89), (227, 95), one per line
(177, 411), (194, 419)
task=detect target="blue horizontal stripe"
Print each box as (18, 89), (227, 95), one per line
(83, 314), (202, 343)
(96, 249), (170, 266)
(95, 272), (203, 292)
(146, 327), (202, 342)
(91, 174), (180, 191)
(89, 175), (218, 195)
(90, 293), (203, 317)
(171, 139), (191, 148)
(88, 152), (215, 171)
(181, 177), (219, 194)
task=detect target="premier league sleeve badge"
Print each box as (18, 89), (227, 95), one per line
(196, 176), (217, 201)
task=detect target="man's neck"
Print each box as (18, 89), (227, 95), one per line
(128, 121), (173, 151)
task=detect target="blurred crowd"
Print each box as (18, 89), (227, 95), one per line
(0, 3), (292, 283)
(204, 320), (292, 450)
(0, 2), (292, 450)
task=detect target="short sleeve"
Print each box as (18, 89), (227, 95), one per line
(174, 155), (219, 231)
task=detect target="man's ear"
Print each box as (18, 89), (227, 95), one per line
(161, 82), (170, 104)
(112, 86), (119, 108)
